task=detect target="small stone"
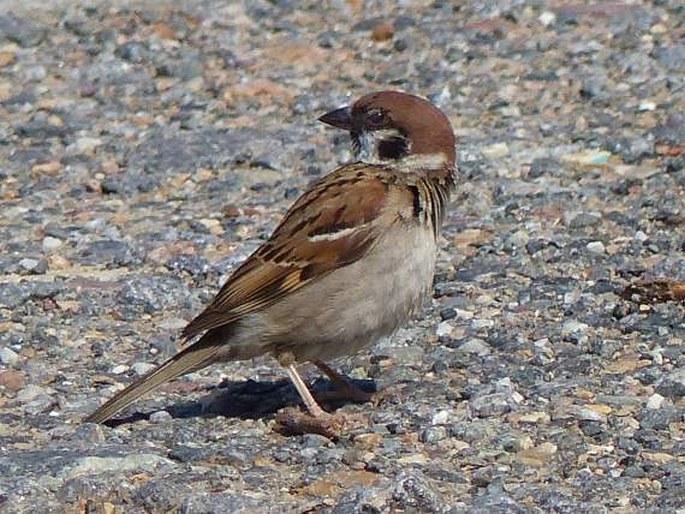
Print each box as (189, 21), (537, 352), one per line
(457, 338), (491, 356)
(439, 308), (456, 321)
(561, 320), (589, 337)
(634, 230), (649, 243)
(470, 319), (494, 331)
(516, 411), (551, 424)
(435, 321), (453, 337)
(563, 150), (611, 166)
(371, 20), (394, 42)
(64, 454), (176, 479)
(568, 213), (601, 229)
(0, 347), (19, 365)
(538, 11), (556, 27)
(431, 410), (450, 425)
(420, 426), (447, 443)
(482, 142), (510, 159)
(198, 218), (223, 235)
(586, 241), (606, 254)
(16, 384), (47, 402)
(18, 258), (41, 271)
(500, 433), (533, 452)
(471, 393), (511, 417)
(0, 51), (15, 67)
(656, 369), (685, 399)
(455, 309), (474, 321)
(642, 452), (675, 465)
(574, 407), (607, 423)
(110, 364), (130, 375)
(504, 230), (530, 251)
(73, 423), (106, 443)
(0, 370), (24, 391)
(132, 362), (156, 376)
(637, 101), (656, 112)
(516, 442), (558, 466)
(149, 410), (172, 423)
(646, 393), (666, 410)
(67, 136), (101, 156)
(42, 236), (62, 252)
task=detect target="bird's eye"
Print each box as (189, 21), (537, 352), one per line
(366, 109), (385, 126)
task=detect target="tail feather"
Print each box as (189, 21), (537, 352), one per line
(84, 339), (221, 424)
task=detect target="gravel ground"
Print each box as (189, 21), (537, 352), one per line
(1, 1), (684, 512)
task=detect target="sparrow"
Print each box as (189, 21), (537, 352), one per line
(85, 90), (457, 424)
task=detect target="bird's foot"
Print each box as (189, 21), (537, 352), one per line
(274, 406), (344, 441)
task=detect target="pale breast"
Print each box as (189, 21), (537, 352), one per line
(259, 223), (437, 362)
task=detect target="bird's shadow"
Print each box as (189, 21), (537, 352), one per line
(103, 376), (377, 428)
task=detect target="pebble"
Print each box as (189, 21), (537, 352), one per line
(0, 370), (25, 391)
(561, 320), (590, 337)
(538, 11), (556, 27)
(564, 150), (611, 166)
(149, 410), (172, 423)
(470, 319), (494, 331)
(656, 369), (685, 399)
(435, 321), (453, 337)
(42, 236), (62, 252)
(110, 364), (130, 375)
(16, 384), (48, 403)
(504, 230), (530, 251)
(18, 258), (41, 271)
(132, 362), (156, 376)
(586, 241), (606, 254)
(431, 410), (450, 425)
(0, 347), (20, 366)
(481, 142), (510, 159)
(64, 454), (176, 479)
(645, 393), (666, 410)
(470, 393), (512, 417)
(457, 338), (491, 356)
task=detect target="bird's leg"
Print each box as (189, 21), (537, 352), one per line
(276, 352), (345, 439)
(278, 352), (328, 417)
(314, 360), (374, 403)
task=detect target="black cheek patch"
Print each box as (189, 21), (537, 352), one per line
(378, 136), (409, 160)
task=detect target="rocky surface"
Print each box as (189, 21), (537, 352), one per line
(1, 1), (684, 512)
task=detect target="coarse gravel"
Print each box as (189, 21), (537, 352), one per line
(0, 1), (684, 512)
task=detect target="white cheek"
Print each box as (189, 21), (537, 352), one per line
(354, 132), (377, 162)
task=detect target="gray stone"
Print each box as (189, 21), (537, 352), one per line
(656, 369), (685, 399)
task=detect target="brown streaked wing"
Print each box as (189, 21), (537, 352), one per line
(181, 163), (391, 341)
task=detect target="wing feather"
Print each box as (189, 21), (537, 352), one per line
(181, 163), (392, 341)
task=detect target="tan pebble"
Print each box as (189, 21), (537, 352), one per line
(31, 161), (61, 175)
(48, 254), (72, 269)
(353, 433), (382, 449)
(642, 452), (675, 464)
(0, 51), (15, 67)
(0, 80), (12, 101)
(587, 404), (613, 415)
(398, 454), (429, 465)
(517, 411), (551, 424)
(454, 228), (492, 248)
(0, 370), (25, 391)
(372, 20), (395, 41)
(150, 22), (177, 40)
(85, 179), (102, 193)
(156, 77), (177, 92)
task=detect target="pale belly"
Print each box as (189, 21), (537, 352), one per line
(257, 224), (437, 362)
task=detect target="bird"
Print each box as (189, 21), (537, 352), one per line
(85, 90), (457, 424)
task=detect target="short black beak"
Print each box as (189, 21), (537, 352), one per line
(318, 106), (353, 130)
